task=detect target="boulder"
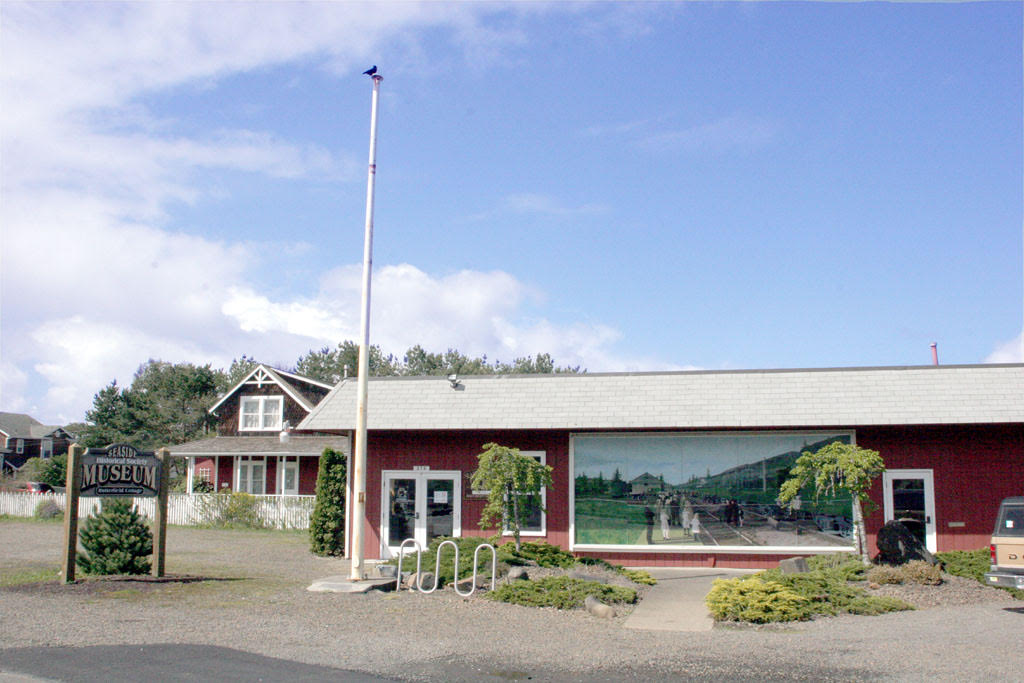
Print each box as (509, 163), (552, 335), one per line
(376, 564), (397, 579)
(778, 557), (810, 575)
(404, 571), (435, 590)
(584, 595), (616, 619)
(506, 566), (530, 582)
(875, 520), (937, 566)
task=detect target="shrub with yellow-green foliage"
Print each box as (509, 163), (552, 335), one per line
(706, 576), (811, 623)
(867, 560), (942, 586)
(707, 566), (915, 623)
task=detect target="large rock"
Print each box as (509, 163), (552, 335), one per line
(778, 557), (810, 574)
(584, 595), (616, 619)
(875, 520), (937, 565)
(506, 566), (530, 582)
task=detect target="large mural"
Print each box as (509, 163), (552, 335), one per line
(572, 432), (855, 548)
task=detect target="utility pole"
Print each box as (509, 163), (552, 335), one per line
(350, 69), (382, 581)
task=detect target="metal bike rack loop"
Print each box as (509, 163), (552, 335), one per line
(394, 538), (497, 596)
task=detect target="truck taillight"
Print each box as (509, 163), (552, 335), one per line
(990, 544), (997, 564)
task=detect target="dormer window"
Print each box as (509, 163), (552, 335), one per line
(239, 396), (284, 431)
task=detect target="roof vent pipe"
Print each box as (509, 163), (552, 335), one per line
(930, 343), (939, 366)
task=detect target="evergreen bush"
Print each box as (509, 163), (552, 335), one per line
(706, 576), (811, 623)
(936, 549), (1024, 600)
(488, 576), (637, 609)
(309, 448), (346, 556)
(498, 540), (576, 568)
(76, 498), (153, 575)
(33, 499), (62, 519)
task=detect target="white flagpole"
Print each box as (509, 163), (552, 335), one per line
(350, 71), (382, 581)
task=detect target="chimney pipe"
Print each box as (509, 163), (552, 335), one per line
(930, 343), (938, 366)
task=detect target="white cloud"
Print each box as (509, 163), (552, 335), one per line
(640, 114), (778, 153)
(502, 193), (608, 217)
(986, 331), (1024, 363)
(0, 2), (648, 424)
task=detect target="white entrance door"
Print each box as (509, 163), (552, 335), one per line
(883, 469), (937, 553)
(381, 470), (461, 557)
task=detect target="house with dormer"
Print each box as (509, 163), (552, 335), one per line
(174, 364), (348, 496)
(0, 412), (74, 473)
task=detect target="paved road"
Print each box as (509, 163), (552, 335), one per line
(0, 645), (394, 682)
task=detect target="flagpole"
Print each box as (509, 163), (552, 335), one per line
(350, 71), (382, 581)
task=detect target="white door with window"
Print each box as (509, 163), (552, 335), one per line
(236, 457), (266, 495)
(279, 459), (299, 495)
(883, 469), (937, 553)
(381, 470), (461, 557)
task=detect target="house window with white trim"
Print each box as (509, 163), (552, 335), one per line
(40, 439), (53, 459)
(15, 439), (23, 454)
(239, 396), (284, 431)
(505, 451), (547, 537)
(236, 456), (266, 494)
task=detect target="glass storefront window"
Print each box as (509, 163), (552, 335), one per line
(572, 432), (855, 549)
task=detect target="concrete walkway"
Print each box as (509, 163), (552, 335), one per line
(624, 567), (754, 632)
(309, 562), (751, 632)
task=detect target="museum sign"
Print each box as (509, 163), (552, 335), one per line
(80, 443), (161, 497)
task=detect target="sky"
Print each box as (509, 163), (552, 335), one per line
(2, 1), (1022, 426)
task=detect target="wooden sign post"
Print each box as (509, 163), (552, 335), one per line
(61, 444), (85, 583)
(152, 448), (171, 577)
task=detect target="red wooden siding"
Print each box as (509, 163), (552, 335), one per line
(859, 423), (1024, 553)
(300, 457), (319, 495)
(353, 423), (1022, 566)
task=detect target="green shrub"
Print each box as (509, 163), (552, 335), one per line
(76, 498), (152, 575)
(309, 447), (346, 556)
(33, 499), (62, 519)
(488, 576), (637, 609)
(706, 576), (811, 623)
(712, 566), (915, 623)
(845, 595), (914, 615)
(197, 492), (265, 529)
(937, 549), (1024, 600)
(936, 549), (990, 582)
(498, 541), (576, 568)
(806, 553), (867, 581)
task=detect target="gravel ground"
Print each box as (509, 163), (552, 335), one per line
(1, 520), (1021, 682)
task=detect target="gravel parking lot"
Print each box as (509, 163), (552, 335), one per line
(1, 520), (1021, 681)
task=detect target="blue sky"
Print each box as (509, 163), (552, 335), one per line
(2, 2), (1021, 424)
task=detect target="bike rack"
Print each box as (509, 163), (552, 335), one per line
(394, 538), (497, 596)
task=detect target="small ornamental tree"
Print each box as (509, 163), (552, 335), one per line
(778, 442), (885, 564)
(77, 498), (153, 575)
(470, 442), (553, 552)
(310, 447), (347, 556)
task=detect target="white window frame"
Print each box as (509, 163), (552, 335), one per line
(238, 396), (284, 432)
(502, 451), (547, 537)
(40, 438), (53, 459)
(15, 439), (23, 454)
(278, 457), (299, 496)
(235, 456), (266, 495)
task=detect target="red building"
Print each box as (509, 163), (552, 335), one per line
(299, 364), (1023, 567)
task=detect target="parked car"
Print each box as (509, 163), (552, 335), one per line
(16, 481), (53, 493)
(984, 496), (1024, 590)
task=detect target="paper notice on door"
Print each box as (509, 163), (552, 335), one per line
(433, 490), (449, 505)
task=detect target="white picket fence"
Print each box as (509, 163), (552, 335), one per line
(0, 491), (316, 530)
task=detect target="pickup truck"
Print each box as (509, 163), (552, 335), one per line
(984, 496), (1024, 590)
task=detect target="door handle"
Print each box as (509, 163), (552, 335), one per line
(414, 512), (420, 520)
(925, 516), (931, 524)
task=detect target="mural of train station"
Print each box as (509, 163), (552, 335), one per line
(572, 432), (855, 548)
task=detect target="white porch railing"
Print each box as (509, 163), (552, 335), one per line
(0, 491), (316, 530)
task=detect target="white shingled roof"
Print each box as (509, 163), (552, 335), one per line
(298, 364), (1024, 431)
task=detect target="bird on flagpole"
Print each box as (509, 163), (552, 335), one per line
(363, 65), (377, 76)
